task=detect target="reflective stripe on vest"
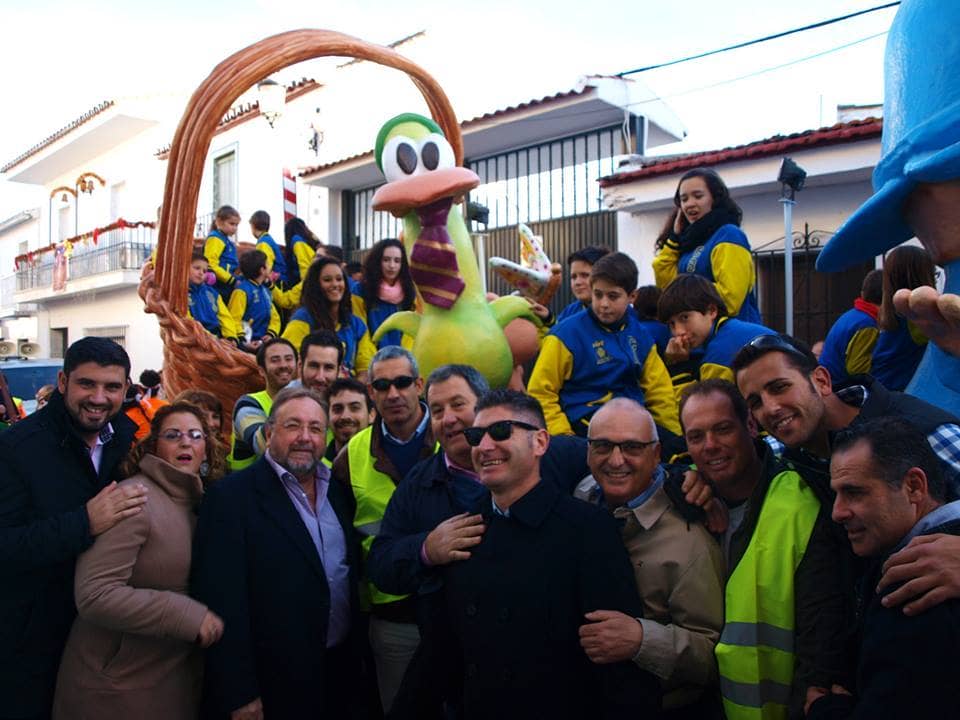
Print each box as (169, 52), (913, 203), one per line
(228, 390), (273, 471)
(346, 426), (410, 607)
(715, 468), (819, 720)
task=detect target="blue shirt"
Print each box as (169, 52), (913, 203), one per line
(265, 450), (351, 647)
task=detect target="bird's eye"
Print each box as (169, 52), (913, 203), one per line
(382, 136), (419, 182)
(420, 133), (454, 171)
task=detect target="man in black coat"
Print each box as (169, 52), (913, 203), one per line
(192, 387), (366, 719)
(440, 389), (660, 719)
(0, 337), (142, 720)
(807, 418), (960, 718)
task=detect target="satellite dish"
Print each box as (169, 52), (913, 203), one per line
(0, 341), (16, 358)
(17, 341), (41, 358)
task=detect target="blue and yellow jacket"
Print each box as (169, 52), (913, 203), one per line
(203, 229), (239, 286)
(285, 235), (316, 286)
(653, 224), (761, 324)
(638, 319), (671, 357)
(255, 232), (289, 285)
(229, 278), (280, 339)
(528, 308), (680, 437)
(872, 317), (928, 391)
(699, 316), (776, 385)
(351, 291), (417, 351)
(283, 308), (375, 376)
(555, 299), (588, 324)
(188, 281), (240, 340)
(819, 299), (879, 386)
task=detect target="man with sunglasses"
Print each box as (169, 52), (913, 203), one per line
(367, 365), (591, 717)
(679, 378), (849, 720)
(576, 398), (724, 718)
(439, 389), (661, 718)
(331, 345), (436, 715)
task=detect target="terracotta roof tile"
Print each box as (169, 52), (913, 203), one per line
(598, 117), (882, 187)
(2, 101), (114, 173)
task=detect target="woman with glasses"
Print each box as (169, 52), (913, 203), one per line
(52, 403), (225, 720)
(283, 256), (376, 379)
(653, 168), (762, 324)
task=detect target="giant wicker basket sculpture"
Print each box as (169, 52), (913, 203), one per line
(139, 30), (463, 431)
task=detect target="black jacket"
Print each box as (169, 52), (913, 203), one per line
(443, 479), (661, 719)
(0, 390), (135, 717)
(191, 457), (364, 719)
(807, 512), (960, 719)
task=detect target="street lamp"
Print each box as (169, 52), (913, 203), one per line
(777, 157), (806, 336)
(257, 78), (286, 128)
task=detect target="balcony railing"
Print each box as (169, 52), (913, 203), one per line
(15, 226), (155, 293)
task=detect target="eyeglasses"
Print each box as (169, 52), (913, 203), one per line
(745, 334), (813, 363)
(462, 419), (541, 447)
(159, 428), (205, 442)
(370, 375), (416, 392)
(587, 438), (658, 457)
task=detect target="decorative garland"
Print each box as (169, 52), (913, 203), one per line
(14, 218), (156, 270)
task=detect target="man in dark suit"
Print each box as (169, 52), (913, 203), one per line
(441, 389), (661, 719)
(192, 386), (363, 719)
(0, 337), (141, 720)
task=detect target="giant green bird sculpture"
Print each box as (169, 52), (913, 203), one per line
(370, 113), (539, 388)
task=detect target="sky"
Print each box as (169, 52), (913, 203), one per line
(0, 0), (897, 219)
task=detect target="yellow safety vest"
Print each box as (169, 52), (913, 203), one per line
(715, 467), (820, 720)
(347, 426), (411, 608)
(228, 390), (273, 471)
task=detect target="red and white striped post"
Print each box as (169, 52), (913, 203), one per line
(282, 168), (297, 222)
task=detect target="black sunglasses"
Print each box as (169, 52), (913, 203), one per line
(370, 375), (416, 392)
(462, 419), (540, 447)
(746, 334), (813, 362)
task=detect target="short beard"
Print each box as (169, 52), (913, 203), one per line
(284, 457), (318, 477)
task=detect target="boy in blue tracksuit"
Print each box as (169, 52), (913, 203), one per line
(820, 269), (882, 386)
(553, 245), (611, 324)
(529, 251), (679, 439)
(250, 210), (289, 286)
(657, 273), (775, 391)
(228, 250), (280, 353)
(188, 249), (240, 343)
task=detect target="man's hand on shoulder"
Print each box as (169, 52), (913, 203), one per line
(878, 533), (960, 615)
(422, 513), (485, 566)
(86, 481), (148, 536)
(579, 610), (643, 664)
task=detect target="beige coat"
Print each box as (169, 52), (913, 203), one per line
(52, 454), (207, 720)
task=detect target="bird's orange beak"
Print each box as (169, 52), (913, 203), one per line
(372, 167), (480, 218)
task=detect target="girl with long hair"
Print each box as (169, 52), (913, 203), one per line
(283, 216), (321, 287)
(871, 244), (936, 390)
(652, 167), (762, 324)
(282, 256), (375, 377)
(354, 238), (419, 350)
(53, 403), (224, 720)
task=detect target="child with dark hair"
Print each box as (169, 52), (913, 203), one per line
(555, 245), (612, 323)
(283, 217), (320, 287)
(528, 252), (680, 441)
(203, 205), (242, 301)
(187, 249), (240, 343)
(250, 210), (289, 286)
(819, 268), (883, 386)
(657, 273), (774, 390)
(633, 285), (671, 356)
(228, 249), (280, 353)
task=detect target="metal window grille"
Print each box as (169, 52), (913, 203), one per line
(82, 325), (128, 348)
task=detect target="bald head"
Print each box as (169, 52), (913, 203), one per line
(590, 398), (658, 441)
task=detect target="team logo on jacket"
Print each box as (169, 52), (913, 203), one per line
(593, 340), (610, 365)
(628, 336), (641, 364)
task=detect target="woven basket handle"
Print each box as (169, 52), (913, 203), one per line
(154, 29), (462, 313)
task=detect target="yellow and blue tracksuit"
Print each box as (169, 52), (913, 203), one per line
(653, 224), (761, 324)
(228, 278), (280, 339)
(203, 229), (239, 287)
(872, 317), (928, 391)
(282, 308), (375, 376)
(285, 235), (317, 286)
(638, 318), (671, 357)
(255, 232), (289, 285)
(698, 316), (776, 385)
(188, 281), (240, 340)
(819, 299), (879, 386)
(351, 290), (418, 351)
(528, 308), (680, 437)
(555, 299), (588, 324)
